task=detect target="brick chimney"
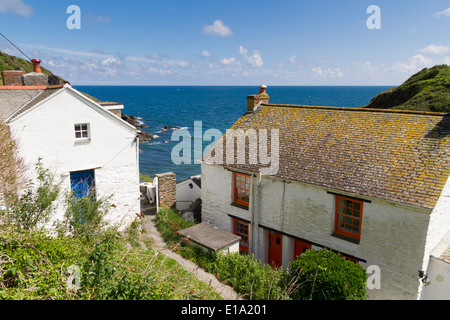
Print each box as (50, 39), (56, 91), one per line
(1, 69), (25, 86)
(247, 84), (269, 113)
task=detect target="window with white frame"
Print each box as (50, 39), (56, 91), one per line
(74, 123), (90, 140)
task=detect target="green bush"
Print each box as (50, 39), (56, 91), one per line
(288, 248), (368, 300)
(155, 207), (195, 244)
(207, 252), (288, 300)
(61, 192), (111, 238)
(1, 159), (60, 230)
(0, 226), (92, 299)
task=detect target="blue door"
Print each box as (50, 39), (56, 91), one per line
(70, 170), (95, 225)
(70, 169), (96, 199)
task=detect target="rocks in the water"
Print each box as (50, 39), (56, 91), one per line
(121, 114), (154, 142)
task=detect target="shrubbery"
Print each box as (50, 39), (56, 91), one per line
(289, 248), (368, 300)
(0, 161), (222, 300)
(1, 160), (59, 230)
(155, 207), (369, 300)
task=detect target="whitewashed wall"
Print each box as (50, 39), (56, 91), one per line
(8, 86), (140, 231)
(201, 162), (437, 300)
(176, 177), (201, 211)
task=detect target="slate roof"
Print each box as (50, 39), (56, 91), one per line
(178, 222), (241, 252)
(205, 104), (450, 210)
(0, 86), (64, 122)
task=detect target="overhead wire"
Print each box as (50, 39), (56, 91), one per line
(0, 32), (33, 61)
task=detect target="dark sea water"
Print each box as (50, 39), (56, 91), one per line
(73, 85), (391, 182)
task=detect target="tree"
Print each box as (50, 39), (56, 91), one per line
(289, 248), (368, 300)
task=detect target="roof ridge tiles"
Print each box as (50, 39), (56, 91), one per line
(262, 103), (450, 116)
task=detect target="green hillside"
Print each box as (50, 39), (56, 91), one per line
(363, 64), (450, 112)
(0, 50), (67, 85)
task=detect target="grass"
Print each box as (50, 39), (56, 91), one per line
(0, 222), (222, 300)
(139, 173), (153, 183)
(364, 64), (450, 112)
(0, 51), (65, 85)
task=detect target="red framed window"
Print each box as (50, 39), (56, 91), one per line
(334, 196), (363, 241)
(234, 173), (250, 206)
(233, 218), (249, 254)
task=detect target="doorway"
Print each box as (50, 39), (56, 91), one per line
(268, 230), (283, 268)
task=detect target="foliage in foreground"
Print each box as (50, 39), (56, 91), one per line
(0, 226), (222, 300)
(0, 162), (221, 300)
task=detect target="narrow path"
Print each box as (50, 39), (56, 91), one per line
(139, 204), (241, 300)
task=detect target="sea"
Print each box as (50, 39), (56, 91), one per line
(73, 85), (391, 182)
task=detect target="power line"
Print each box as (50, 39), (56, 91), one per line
(0, 32), (32, 61)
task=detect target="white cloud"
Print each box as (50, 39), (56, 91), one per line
(239, 45), (263, 68)
(435, 8), (450, 18)
(179, 60), (189, 68)
(201, 50), (210, 57)
(219, 57), (237, 66)
(419, 44), (449, 55)
(312, 66), (344, 78)
(0, 0), (34, 17)
(101, 57), (121, 66)
(392, 54), (432, 73)
(289, 55), (296, 64)
(203, 20), (233, 37)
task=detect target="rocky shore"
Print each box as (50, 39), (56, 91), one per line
(121, 113), (155, 142)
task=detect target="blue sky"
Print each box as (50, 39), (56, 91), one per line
(1, 0), (450, 85)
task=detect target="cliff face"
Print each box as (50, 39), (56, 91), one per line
(363, 65), (450, 112)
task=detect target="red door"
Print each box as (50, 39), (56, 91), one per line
(294, 239), (312, 260)
(268, 231), (283, 268)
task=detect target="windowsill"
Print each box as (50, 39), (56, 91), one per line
(331, 232), (360, 244)
(75, 139), (91, 144)
(231, 202), (249, 210)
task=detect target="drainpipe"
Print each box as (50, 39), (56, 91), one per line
(251, 171), (262, 258)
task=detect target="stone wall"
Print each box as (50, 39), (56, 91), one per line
(156, 172), (176, 208)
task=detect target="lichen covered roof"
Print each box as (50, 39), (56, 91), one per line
(0, 88), (43, 121)
(207, 104), (450, 210)
(0, 86), (64, 122)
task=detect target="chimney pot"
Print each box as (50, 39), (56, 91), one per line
(259, 84), (267, 94)
(247, 85), (269, 113)
(31, 59), (42, 73)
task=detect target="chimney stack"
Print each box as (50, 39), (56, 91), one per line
(247, 84), (269, 113)
(20, 59), (48, 86)
(32, 59), (42, 73)
(1, 70), (25, 86)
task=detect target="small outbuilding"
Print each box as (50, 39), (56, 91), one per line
(178, 222), (241, 254)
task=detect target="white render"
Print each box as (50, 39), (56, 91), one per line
(7, 85), (140, 231)
(201, 162), (450, 300)
(176, 175), (201, 211)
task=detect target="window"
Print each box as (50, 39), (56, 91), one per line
(233, 218), (249, 254)
(334, 196), (363, 241)
(234, 173), (250, 206)
(74, 123), (90, 140)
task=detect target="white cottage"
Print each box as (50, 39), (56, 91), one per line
(201, 85), (450, 300)
(176, 175), (201, 211)
(0, 61), (140, 230)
